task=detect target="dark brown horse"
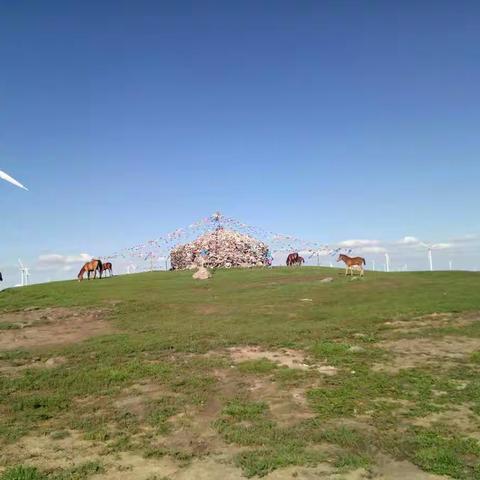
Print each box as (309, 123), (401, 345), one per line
(102, 262), (113, 277)
(337, 254), (366, 276)
(286, 252), (300, 266)
(78, 259), (103, 281)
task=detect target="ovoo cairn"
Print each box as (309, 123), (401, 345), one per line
(170, 228), (269, 269)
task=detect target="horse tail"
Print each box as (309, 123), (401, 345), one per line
(97, 259), (103, 271)
(362, 258), (366, 265)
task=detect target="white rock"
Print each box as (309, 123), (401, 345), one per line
(348, 346), (365, 353)
(192, 267), (211, 280)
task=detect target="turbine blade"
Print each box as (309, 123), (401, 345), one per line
(0, 170), (28, 190)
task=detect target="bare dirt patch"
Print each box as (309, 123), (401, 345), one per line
(369, 454), (449, 480)
(0, 355), (69, 377)
(410, 404), (480, 440)
(0, 432), (180, 480)
(0, 307), (112, 351)
(228, 346), (338, 375)
(383, 311), (480, 335)
(0, 422), (450, 480)
(161, 368), (247, 457)
(114, 382), (177, 419)
(0, 431), (101, 471)
(374, 336), (480, 372)
(248, 377), (316, 426)
(196, 304), (221, 315)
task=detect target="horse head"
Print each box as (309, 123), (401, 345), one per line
(77, 266), (85, 282)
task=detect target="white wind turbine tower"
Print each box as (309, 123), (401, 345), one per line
(0, 170), (28, 190)
(18, 259), (30, 286)
(419, 241), (451, 271)
(384, 252), (390, 272)
(419, 242), (434, 271)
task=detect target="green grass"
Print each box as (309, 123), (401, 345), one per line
(1, 268), (480, 478)
(237, 358), (279, 374)
(0, 322), (21, 331)
(222, 399), (269, 421)
(0, 462), (103, 480)
(1, 466), (44, 480)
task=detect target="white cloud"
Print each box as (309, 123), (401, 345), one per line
(37, 253), (92, 271)
(431, 243), (454, 250)
(398, 236), (420, 245)
(450, 234), (479, 244)
(338, 239), (380, 248)
(360, 246), (387, 253)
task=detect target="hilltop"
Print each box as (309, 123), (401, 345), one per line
(1, 268), (480, 479)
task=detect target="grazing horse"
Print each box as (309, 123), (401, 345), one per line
(78, 259), (103, 281)
(286, 252), (300, 266)
(337, 254), (366, 276)
(102, 262), (113, 277)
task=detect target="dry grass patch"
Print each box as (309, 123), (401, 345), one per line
(374, 336), (480, 372)
(410, 404), (480, 441)
(0, 307), (112, 351)
(228, 346), (338, 375)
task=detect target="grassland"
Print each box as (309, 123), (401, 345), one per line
(1, 267), (480, 479)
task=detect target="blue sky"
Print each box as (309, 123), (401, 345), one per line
(1, 0), (479, 286)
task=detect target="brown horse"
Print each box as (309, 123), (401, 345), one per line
(286, 252), (300, 266)
(337, 254), (366, 276)
(102, 262), (113, 277)
(78, 259), (103, 281)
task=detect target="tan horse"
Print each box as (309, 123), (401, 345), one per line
(78, 259), (103, 281)
(337, 254), (366, 276)
(102, 262), (113, 277)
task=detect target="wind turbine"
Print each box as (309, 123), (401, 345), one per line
(18, 259), (30, 286)
(0, 170), (28, 190)
(419, 241), (453, 271)
(420, 243), (434, 271)
(384, 252), (390, 272)
(419, 242), (445, 271)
